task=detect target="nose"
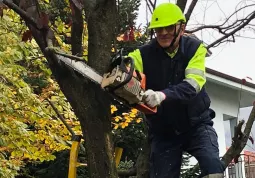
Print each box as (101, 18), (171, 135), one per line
(159, 27), (168, 35)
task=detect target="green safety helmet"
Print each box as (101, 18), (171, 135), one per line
(149, 3), (186, 29)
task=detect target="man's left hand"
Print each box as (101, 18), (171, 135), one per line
(143, 89), (166, 107)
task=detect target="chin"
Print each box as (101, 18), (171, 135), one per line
(157, 39), (171, 48)
(158, 41), (171, 48)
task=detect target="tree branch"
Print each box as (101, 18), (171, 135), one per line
(207, 11), (255, 49)
(222, 103), (255, 166)
(69, 0), (84, 56)
(145, 0), (153, 14)
(47, 98), (75, 137)
(147, 0), (156, 10)
(146, 0), (157, 12)
(177, 0), (187, 12)
(189, 102), (255, 175)
(185, 0), (198, 23)
(186, 4), (255, 33)
(118, 168), (137, 177)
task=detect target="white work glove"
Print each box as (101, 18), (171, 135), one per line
(143, 89), (166, 108)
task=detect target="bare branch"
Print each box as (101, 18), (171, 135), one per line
(186, 4), (255, 33)
(147, 0), (154, 9)
(47, 98), (75, 137)
(207, 11), (255, 49)
(189, 103), (255, 174)
(185, 0), (198, 23)
(146, 0), (156, 12)
(222, 102), (255, 166)
(145, 0), (153, 14)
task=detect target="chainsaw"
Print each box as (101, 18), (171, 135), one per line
(48, 48), (157, 114)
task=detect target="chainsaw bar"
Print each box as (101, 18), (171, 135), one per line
(56, 54), (103, 85)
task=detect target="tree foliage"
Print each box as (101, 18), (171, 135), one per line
(0, 8), (82, 177)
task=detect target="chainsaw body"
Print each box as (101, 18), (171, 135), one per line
(51, 47), (157, 114)
(101, 55), (157, 114)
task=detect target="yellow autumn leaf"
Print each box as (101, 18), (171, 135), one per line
(129, 113), (136, 118)
(11, 151), (16, 157)
(111, 105), (118, 114)
(120, 122), (128, 129)
(125, 118), (131, 123)
(115, 117), (120, 122)
(114, 116), (122, 122)
(14, 103), (19, 109)
(136, 118), (142, 123)
(50, 144), (54, 149)
(114, 124), (119, 130)
(23, 153), (30, 159)
(131, 108), (138, 114)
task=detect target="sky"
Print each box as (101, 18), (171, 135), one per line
(136, 0), (255, 83)
(136, 0), (255, 152)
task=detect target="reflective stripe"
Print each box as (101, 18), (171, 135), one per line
(128, 49), (143, 72)
(185, 68), (205, 78)
(185, 43), (207, 89)
(184, 78), (200, 93)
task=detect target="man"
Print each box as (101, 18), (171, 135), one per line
(128, 3), (225, 178)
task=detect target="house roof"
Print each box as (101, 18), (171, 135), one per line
(206, 68), (255, 89)
(226, 147), (255, 163)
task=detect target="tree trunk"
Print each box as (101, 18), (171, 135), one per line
(3, 0), (118, 177)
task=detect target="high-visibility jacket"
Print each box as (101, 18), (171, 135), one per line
(128, 35), (215, 135)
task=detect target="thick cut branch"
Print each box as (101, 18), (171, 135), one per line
(222, 103), (255, 166)
(189, 103), (255, 175)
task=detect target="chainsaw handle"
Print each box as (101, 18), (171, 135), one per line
(135, 103), (157, 114)
(110, 56), (135, 92)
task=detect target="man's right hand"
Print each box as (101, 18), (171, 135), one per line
(143, 89), (166, 108)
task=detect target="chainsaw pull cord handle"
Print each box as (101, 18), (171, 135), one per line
(109, 56), (135, 92)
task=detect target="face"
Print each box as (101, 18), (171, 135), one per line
(155, 23), (185, 48)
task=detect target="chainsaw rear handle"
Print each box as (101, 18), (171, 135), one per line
(109, 56), (135, 92)
(135, 103), (157, 114)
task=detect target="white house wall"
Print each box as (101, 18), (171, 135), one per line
(186, 74), (254, 177)
(205, 80), (240, 157)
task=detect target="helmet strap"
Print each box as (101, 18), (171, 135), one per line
(163, 22), (183, 51)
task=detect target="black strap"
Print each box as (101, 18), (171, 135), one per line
(166, 22), (183, 50)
